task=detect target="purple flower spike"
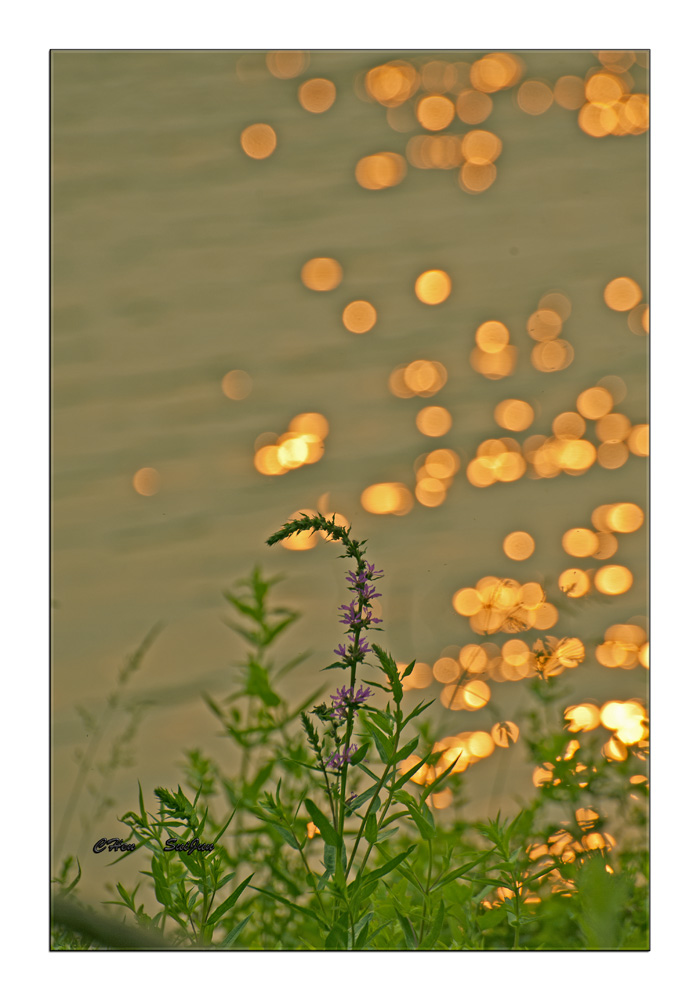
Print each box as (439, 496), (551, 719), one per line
(330, 684), (373, 720)
(326, 744), (359, 771)
(333, 643), (346, 659)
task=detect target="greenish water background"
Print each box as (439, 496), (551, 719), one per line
(51, 50), (647, 899)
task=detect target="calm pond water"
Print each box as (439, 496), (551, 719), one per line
(52, 50), (648, 897)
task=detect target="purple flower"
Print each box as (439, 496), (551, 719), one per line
(330, 684), (373, 720)
(333, 643), (346, 659)
(326, 744), (358, 771)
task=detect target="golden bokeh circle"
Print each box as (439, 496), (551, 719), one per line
(298, 78), (336, 113)
(456, 89), (493, 124)
(221, 369), (252, 400)
(594, 565), (633, 595)
(558, 568), (590, 598)
(416, 94), (455, 131)
(562, 527), (598, 557)
(416, 406), (452, 437)
(462, 130), (502, 164)
(301, 257), (343, 291)
(607, 502), (644, 533)
(355, 152), (407, 190)
(503, 531), (535, 561)
(342, 300), (377, 334)
(458, 161), (497, 193)
(527, 309), (562, 342)
(415, 269), (452, 304)
(494, 399), (534, 432)
(240, 123), (277, 159)
(576, 387), (614, 419)
(604, 277), (643, 311)
(133, 467), (160, 496)
(475, 320), (510, 354)
(517, 80), (554, 115)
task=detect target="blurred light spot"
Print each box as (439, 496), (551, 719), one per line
(519, 582), (545, 609)
(361, 482), (413, 515)
(494, 399), (534, 432)
(288, 412), (330, 440)
(594, 565), (633, 595)
(553, 75), (586, 109)
(466, 731), (495, 758)
(459, 644), (488, 673)
(416, 406), (452, 437)
(133, 467), (160, 496)
(298, 78), (336, 113)
(254, 445), (285, 476)
(517, 80), (554, 115)
(491, 721), (519, 747)
(364, 61), (420, 107)
(470, 53), (523, 93)
(456, 89), (493, 124)
(453, 588), (483, 616)
(531, 339), (574, 371)
(593, 532), (618, 560)
(628, 424), (649, 457)
(562, 527), (598, 557)
(598, 51), (636, 73)
(559, 568), (591, 598)
(462, 679), (491, 710)
(596, 413), (631, 443)
(240, 123), (277, 159)
(596, 375), (627, 405)
(586, 72), (627, 107)
(576, 387), (614, 419)
(430, 788), (453, 810)
(466, 457), (497, 487)
(433, 656), (460, 683)
(458, 162), (497, 193)
(627, 302), (650, 336)
(476, 320), (510, 353)
(527, 309), (562, 342)
(639, 642), (649, 668)
(221, 369), (252, 400)
(578, 102), (613, 137)
(277, 433), (310, 469)
(533, 763), (554, 787)
(462, 130), (502, 164)
(503, 531), (535, 560)
(565, 704), (600, 732)
(597, 442), (629, 469)
(538, 291), (572, 320)
(400, 661), (433, 691)
(529, 603), (559, 628)
(557, 438), (597, 471)
(607, 502), (644, 533)
(591, 504), (615, 531)
(425, 449), (459, 478)
(415, 477), (447, 507)
(415, 270), (452, 304)
(386, 103), (417, 132)
(355, 152), (407, 190)
(399, 359), (448, 397)
(342, 300), (377, 334)
(266, 51), (309, 79)
(470, 344), (517, 378)
(604, 277), (643, 311)
(301, 257), (343, 291)
(552, 412), (586, 440)
(416, 94), (455, 131)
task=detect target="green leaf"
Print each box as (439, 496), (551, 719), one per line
(363, 718), (393, 764)
(251, 886), (329, 930)
(421, 900), (445, 950)
(268, 822), (298, 850)
(244, 662), (281, 707)
(394, 908), (417, 949)
(365, 812), (378, 844)
(219, 914), (251, 949)
(431, 854), (492, 892)
(354, 846), (416, 892)
(206, 874), (254, 927)
(304, 799), (339, 848)
(477, 905), (507, 930)
(390, 735), (419, 766)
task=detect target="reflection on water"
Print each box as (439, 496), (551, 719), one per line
(52, 49), (648, 896)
